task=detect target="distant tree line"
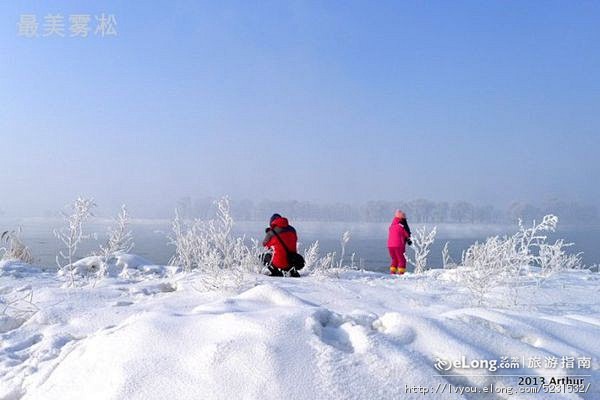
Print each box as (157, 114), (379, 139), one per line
(174, 197), (599, 225)
(507, 199), (599, 225)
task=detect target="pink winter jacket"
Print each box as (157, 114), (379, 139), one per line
(388, 217), (409, 249)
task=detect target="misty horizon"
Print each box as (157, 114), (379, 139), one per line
(1, 196), (597, 227)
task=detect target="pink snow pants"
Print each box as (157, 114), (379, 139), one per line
(388, 247), (406, 268)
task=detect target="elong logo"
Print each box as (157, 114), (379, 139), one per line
(434, 356), (499, 372)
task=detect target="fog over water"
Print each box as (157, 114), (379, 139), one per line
(4, 218), (598, 272)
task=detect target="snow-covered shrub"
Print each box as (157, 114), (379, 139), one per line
(101, 205), (134, 257)
(441, 242), (456, 269)
(461, 235), (521, 305)
(317, 251), (337, 273)
(168, 197), (261, 289)
(303, 241), (320, 271)
(95, 205), (134, 277)
(538, 239), (583, 277)
(516, 214), (558, 264)
(458, 214), (562, 305)
(408, 226), (437, 274)
(54, 197), (97, 286)
(0, 228), (34, 264)
(302, 240), (338, 275)
(305, 231), (359, 277)
(338, 230), (351, 268)
(169, 209), (199, 272)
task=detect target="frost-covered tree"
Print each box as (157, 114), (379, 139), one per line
(54, 197), (96, 285)
(450, 202), (474, 223)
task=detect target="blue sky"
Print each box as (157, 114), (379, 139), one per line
(0, 1), (599, 216)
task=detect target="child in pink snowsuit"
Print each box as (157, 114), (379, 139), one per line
(388, 210), (411, 274)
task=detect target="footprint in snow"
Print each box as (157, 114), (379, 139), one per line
(308, 309), (372, 354)
(39, 334), (76, 361)
(0, 315), (27, 334)
(2, 333), (43, 354)
(133, 282), (178, 296)
(0, 334), (44, 369)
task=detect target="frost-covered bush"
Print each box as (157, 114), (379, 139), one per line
(54, 197), (97, 286)
(457, 214), (574, 305)
(516, 214), (559, 264)
(538, 239), (583, 277)
(441, 242), (457, 269)
(304, 231), (358, 277)
(303, 241), (320, 271)
(338, 230), (351, 268)
(461, 235), (522, 305)
(319, 252), (336, 271)
(95, 205), (134, 277)
(0, 229), (34, 264)
(168, 197), (262, 289)
(408, 226), (437, 274)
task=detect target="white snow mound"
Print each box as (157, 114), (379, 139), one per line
(1, 265), (599, 400)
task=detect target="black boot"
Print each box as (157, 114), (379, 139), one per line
(288, 268), (300, 278)
(268, 266), (283, 277)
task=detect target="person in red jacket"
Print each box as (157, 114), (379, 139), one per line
(388, 210), (412, 275)
(261, 213), (300, 277)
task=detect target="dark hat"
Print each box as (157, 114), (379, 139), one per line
(270, 213), (282, 224)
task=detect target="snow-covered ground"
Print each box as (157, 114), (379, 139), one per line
(1, 257), (599, 400)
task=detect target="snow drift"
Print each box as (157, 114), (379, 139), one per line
(1, 257), (599, 400)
